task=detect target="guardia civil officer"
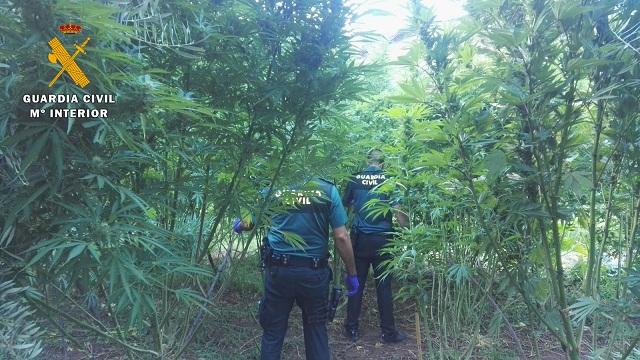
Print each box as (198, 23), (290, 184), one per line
(343, 149), (409, 343)
(234, 178), (359, 360)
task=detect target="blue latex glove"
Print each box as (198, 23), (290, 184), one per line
(232, 218), (243, 234)
(345, 275), (360, 297)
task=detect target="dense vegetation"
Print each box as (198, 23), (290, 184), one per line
(1, 0), (640, 359)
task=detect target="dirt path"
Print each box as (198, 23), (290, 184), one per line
(273, 280), (420, 360)
(41, 280), (419, 360)
(42, 275), (575, 359)
(204, 282), (586, 360)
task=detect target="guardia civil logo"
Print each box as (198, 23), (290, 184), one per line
(48, 23), (91, 88)
(22, 23), (115, 120)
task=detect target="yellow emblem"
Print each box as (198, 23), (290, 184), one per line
(47, 36), (91, 88)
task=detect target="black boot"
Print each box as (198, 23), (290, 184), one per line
(344, 327), (359, 342)
(381, 330), (407, 343)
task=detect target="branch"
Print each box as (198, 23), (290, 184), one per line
(612, 28), (640, 57)
(174, 233), (235, 358)
(27, 296), (159, 357)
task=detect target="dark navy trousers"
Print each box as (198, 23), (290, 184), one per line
(345, 232), (396, 335)
(259, 265), (330, 360)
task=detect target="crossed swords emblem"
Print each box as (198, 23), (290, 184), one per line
(47, 36), (91, 88)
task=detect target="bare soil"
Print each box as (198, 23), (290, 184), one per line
(40, 276), (606, 360)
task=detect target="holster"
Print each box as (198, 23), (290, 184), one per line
(327, 286), (343, 322)
(259, 237), (271, 272)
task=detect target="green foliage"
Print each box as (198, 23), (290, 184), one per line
(1, 0), (366, 357)
(2, 0), (639, 357)
(568, 297), (599, 324)
(0, 281), (43, 360)
(376, 0), (640, 358)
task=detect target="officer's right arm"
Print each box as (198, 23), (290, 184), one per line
(333, 226), (357, 276)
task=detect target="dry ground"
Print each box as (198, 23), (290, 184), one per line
(41, 275), (610, 360)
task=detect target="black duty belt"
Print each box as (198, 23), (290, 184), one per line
(267, 252), (328, 269)
(351, 230), (391, 240)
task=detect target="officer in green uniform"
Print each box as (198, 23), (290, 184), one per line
(342, 149), (408, 343)
(235, 178), (359, 360)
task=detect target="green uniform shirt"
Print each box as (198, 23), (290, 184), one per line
(266, 178), (347, 258)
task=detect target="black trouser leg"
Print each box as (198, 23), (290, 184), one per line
(260, 268), (295, 360)
(296, 267), (331, 360)
(345, 255), (370, 331)
(372, 254), (395, 335)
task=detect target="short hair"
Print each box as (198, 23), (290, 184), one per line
(367, 148), (384, 165)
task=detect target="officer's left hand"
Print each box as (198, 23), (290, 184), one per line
(345, 275), (360, 297)
(232, 218), (244, 234)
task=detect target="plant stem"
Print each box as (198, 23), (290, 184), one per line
(28, 296), (158, 357)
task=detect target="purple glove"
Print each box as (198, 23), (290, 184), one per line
(232, 218), (243, 234)
(345, 275), (360, 297)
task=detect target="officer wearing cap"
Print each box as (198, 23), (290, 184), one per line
(234, 177), (359, 360)
(342, 149), (409, 343)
